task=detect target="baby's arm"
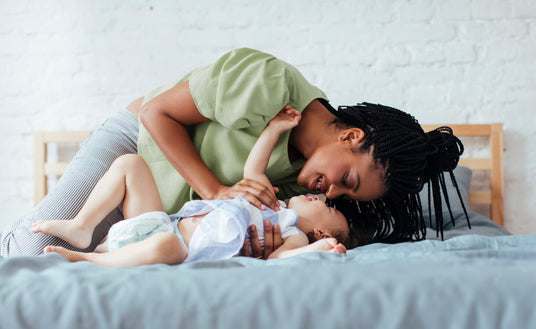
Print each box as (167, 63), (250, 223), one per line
(268, 236), (347, 259)
(243, 106), (301, 189)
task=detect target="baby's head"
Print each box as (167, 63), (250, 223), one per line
(287, 194), (353, 248)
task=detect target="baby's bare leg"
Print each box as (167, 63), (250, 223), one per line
(44, 232), (187, 267)
(32, 154), (163, 249)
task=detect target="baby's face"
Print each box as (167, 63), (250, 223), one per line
(288, 194), (349, 235)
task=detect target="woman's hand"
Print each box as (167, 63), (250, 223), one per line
(213, 179), (280, 211)
(241, 221), (283, 259)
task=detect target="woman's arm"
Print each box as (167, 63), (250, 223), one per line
(140, 81), (280, 210)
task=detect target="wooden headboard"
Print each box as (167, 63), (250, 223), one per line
(33, 124), (504, 226)
(33, 131), (90, 205)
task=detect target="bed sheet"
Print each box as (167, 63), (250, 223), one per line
(1, 233), (535, 329)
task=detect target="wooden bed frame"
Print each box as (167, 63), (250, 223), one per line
(33, 123), (504, 226)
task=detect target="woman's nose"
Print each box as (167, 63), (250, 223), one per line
(326, 185), (341, 199)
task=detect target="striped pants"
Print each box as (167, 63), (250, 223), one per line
(1, 109), (139, 256)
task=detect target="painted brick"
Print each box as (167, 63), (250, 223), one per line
(445, 43), (477, 64)
(436, 1), (472, 20)
(0, 0), (535, 235)
(471, 0), (513, 20)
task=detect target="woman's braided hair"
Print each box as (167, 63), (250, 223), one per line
(320, 99), (469, 246)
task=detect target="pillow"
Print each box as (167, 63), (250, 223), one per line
(418, 165), (472, 230)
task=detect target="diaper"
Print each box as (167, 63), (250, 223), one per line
(107, 211), (174, 251)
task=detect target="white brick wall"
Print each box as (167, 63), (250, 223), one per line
(1, 0), (535, 234)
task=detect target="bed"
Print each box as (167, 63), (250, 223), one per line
(1, 124), (535, 329)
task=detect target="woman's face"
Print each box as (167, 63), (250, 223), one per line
(297, 139), (388, 201)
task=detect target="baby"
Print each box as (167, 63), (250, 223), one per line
(31, 106), (350, 267)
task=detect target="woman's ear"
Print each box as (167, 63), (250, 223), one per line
(338, 128), (365, 148)
(313, 228), (334, 240)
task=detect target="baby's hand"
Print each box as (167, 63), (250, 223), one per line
(308, 238), (347, 254)
(268, 105), (301, 133)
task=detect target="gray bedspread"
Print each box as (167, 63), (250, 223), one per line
(1, 232), (535, 329)
(0, 166), (525, 328)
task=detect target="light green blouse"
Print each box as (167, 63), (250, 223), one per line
(138, 48), (327, 213)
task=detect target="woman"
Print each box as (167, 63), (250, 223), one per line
(1, 48), (463, 257)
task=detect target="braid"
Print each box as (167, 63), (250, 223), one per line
(320, 99), (468, 244)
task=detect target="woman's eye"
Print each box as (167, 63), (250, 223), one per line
(342, 174), (350, 187)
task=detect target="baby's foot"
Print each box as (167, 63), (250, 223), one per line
(44, 246), (90, 263)
(308, 238), (347, 254)
(31, 220), (93, 249)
